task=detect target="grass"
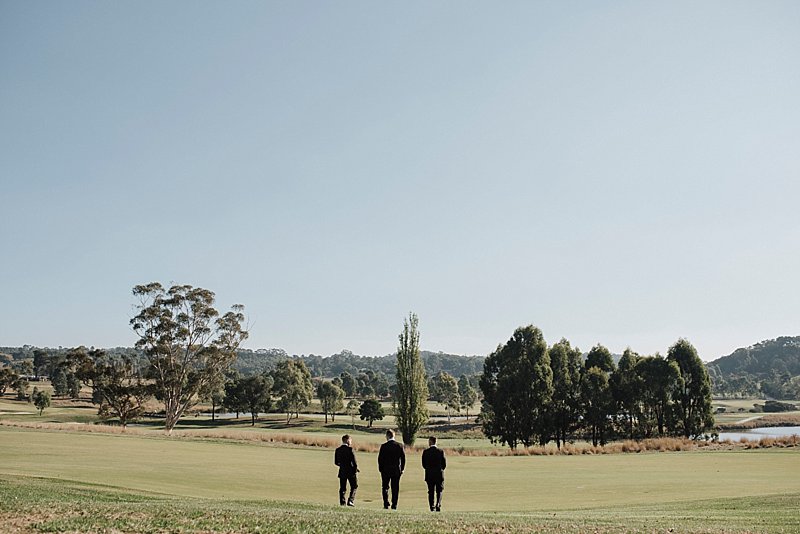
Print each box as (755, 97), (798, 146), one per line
(2, 426), (799, 511)
(1, 474), (799, 533)
(2, 406), (800, 532)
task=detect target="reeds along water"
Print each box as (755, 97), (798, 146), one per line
(2, 419), (798, 454)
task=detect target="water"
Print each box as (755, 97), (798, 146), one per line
(717, 426), (800, 442)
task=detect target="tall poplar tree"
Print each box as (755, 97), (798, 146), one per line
(394, 312), (428, 445)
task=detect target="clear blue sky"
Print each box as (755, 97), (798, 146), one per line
(2, 1), (798, 361)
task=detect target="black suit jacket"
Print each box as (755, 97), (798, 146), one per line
(378, 439), (405, 476)
(334, 444), (358, 478)
(421, 446), (446, 483)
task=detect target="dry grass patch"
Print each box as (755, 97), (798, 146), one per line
(3, 419), (797, 456)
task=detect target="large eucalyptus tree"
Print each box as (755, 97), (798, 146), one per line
(130, 282), (248, 434)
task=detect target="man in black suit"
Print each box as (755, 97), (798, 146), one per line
(421, 436), (446, 511)
(334, 434), (359, 506)
(377, 428), (405, 509)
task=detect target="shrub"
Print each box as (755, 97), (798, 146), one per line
(763, 400), (797, 413)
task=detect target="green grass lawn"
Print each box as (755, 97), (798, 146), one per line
(2, 425), (800, 532)
(3, 394), (800, 532)
(1, 473), (798, 534)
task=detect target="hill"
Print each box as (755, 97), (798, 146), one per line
(707, 336), (800, 399)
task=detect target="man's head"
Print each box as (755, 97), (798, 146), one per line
(385, 429), (395, 440)
(342, 434), (351, 446)
(428, 436), (437, 447)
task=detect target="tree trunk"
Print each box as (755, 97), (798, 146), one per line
(251, 412), (256, 426)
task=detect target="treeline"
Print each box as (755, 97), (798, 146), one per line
(234, 348), (485, 381)
(707, 336), (800, 399)
(480, 326), (715, 450)
(1, 346), (485, 385)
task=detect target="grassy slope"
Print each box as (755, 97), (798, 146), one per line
(2, 426), (799, 513)
(1, 474), (799, 533)
(3, 394), (800, 532)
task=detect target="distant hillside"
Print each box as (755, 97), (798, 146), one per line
(706, 336), (800, 399)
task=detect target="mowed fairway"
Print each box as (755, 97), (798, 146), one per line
(2, 426), (799, 514)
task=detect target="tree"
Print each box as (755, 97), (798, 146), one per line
(359, 399), (385, 427)
(346, 399), (360, 429)
(223, 375), (247, 419)
(586, 344), (616, 373)
(0, 367), (19, 396)
(49, 356), (82, 399)
(33, 349), (49, 380)
(547, 338), (583, 449)
(431, 371), (459, 423)
(317, 381), (345, 423)
(340, 372), (357, 397)
(15, 359), (33, 378)
(50, 366), (70, 397)
(457, 375), (478, 420)
(130, 283), (248, 434)
(480, 325), (554, 449)
(200, 366), (231, 423)
(611, 348), (643, 439)
(271, 359), (313, 424)
(667, 339), (714, 439)
(71, 348), (152, 428)
(33, 388), (51, 415)
(14, 376), (29, 400)
(581, 366), (613, 446)
(359, 384), (376, 399)
(67, 375), (81, 399)
(239, 374), (274, 426)
(394, 312), (428, 446)
(636, 354), (680, 437)
(372, 372), (390, 398)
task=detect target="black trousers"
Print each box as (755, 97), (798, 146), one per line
(338, 475), (357, 504)
(380, 472), (401, 508)
(426, 480), (444, 509)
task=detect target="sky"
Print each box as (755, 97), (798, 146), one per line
(1, 1), (799, 362)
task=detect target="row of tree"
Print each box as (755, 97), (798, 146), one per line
(1, 285), (717, 451)
(480, 325), (715, 449)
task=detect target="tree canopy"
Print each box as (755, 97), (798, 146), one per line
(480, 325), (553, 449)
(130, 282), (248, 434)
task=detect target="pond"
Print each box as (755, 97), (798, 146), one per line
(717, 426), (800, 442)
